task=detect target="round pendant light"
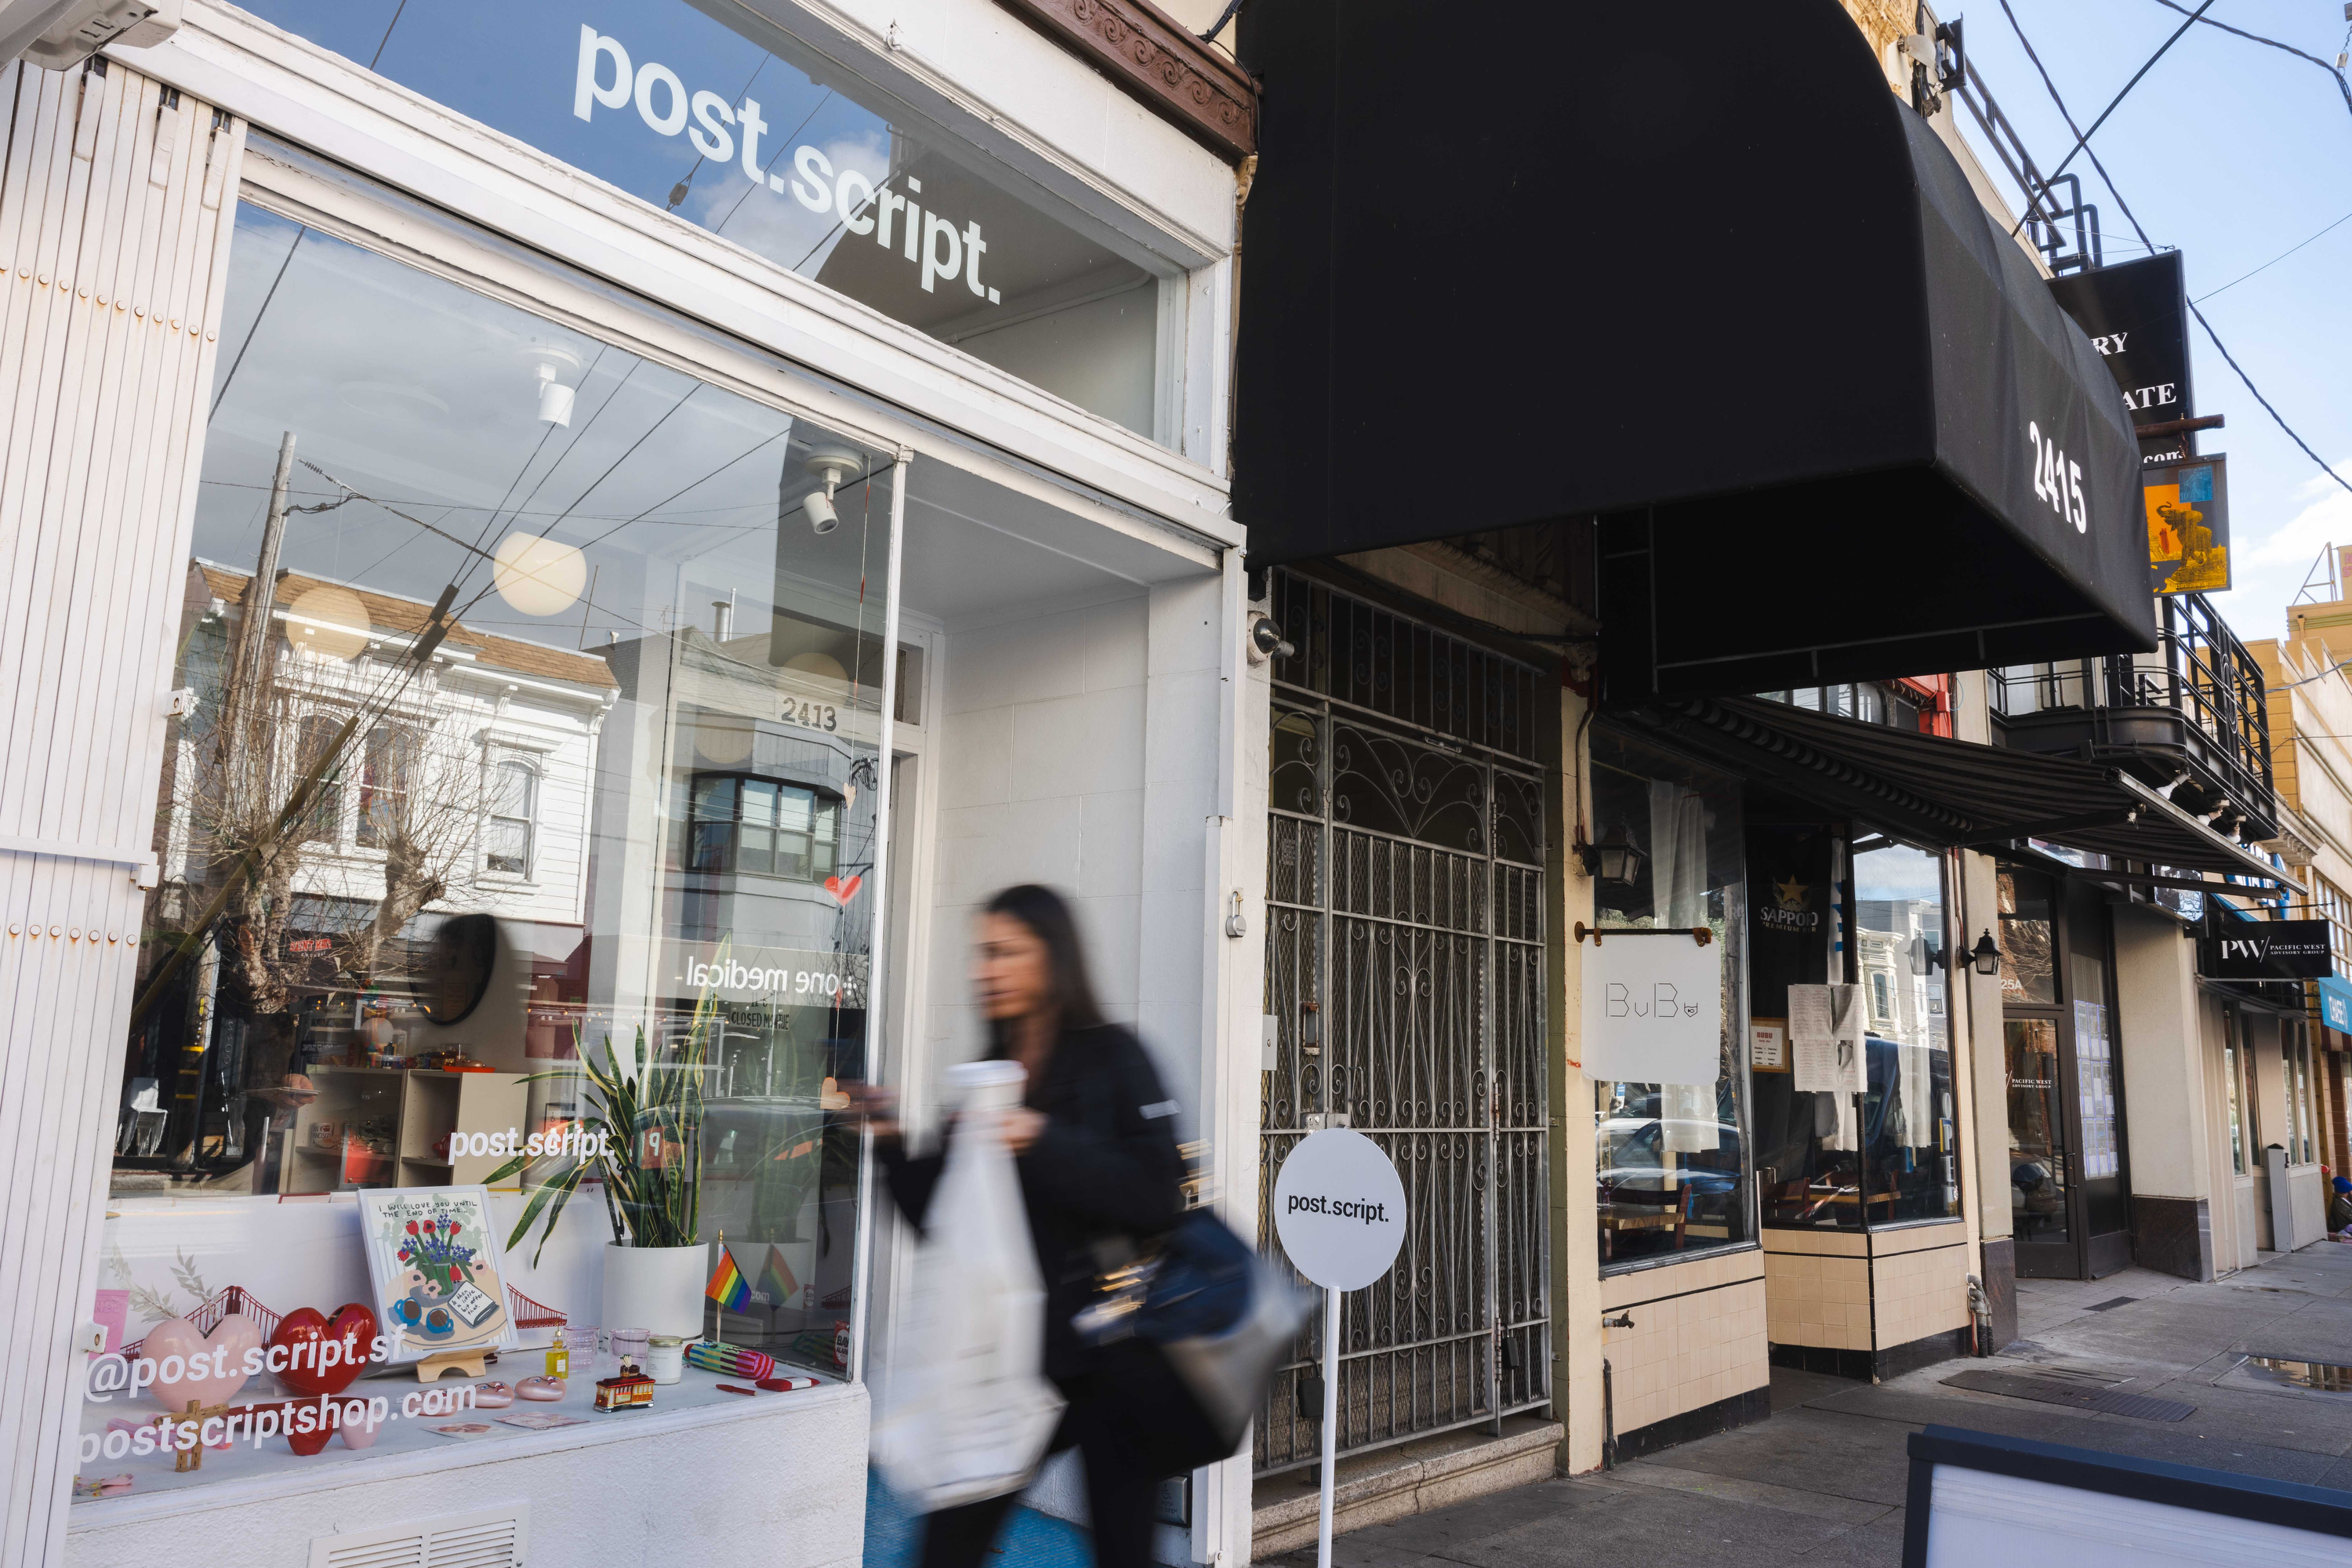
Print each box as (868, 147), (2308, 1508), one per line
(492, 532), (588, 617)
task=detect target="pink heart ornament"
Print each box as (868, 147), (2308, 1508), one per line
(823, 873), (862, 906)
(141, 1312), (260, 1411)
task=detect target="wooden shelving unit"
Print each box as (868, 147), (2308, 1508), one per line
(282, 1065), (528, 1195)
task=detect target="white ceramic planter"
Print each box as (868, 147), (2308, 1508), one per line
(601, 1242), (707, 1338)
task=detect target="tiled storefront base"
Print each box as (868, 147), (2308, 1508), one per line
(1611, 1385), (1772, 1462)
(1600, 1248), (1771, 1451)
(1763, 1221), (1971, 1381)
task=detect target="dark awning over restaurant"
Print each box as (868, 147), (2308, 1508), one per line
(1624, 696), (2292, 885)
(1233, 1), (2156, 695)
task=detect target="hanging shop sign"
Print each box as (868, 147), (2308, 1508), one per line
(2319, 975), (2352, 1033)
(2203, 917), (2333, 980)
(2146, 456), (2230, 596)
(1577, 927), (1722, 1086)
(2048, 252), (2196, 464)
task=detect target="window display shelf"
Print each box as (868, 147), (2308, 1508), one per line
(72, 1361), (850, 1515)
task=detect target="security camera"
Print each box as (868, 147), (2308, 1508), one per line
(799, 449), (862, 536)
(1247, 612), (1294, 666)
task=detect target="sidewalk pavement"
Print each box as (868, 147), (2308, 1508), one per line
(1267, 1241), (2352, 1567)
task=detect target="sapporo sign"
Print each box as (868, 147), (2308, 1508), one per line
(2203, 918), (2333, 981)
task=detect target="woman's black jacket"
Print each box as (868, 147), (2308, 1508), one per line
(879, 1022), (1186, 1384)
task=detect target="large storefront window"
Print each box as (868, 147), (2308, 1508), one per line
(1751, 830), (1958, 1229)
(238, 0), (1167, 438)
(1588, 729), (1751, 1268)
(91, 195), (895, 1498)
(1853, 840), (1958, 1224)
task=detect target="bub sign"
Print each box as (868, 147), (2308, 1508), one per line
(1273, 1129), (1407, 1568)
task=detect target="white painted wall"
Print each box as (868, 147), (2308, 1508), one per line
(2113, 907), (2213, 1210)
(64, 1385), (869, 1568)
(924, 591), (1152, 1076)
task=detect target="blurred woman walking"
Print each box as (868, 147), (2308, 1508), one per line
(855, 884), (1188, 1568)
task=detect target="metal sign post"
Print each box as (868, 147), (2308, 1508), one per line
(1272, 1127), (1408, 1568)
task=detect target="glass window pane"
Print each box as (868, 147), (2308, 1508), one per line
(1589, 728), (1750, 1268)
(1998, 870), (2057, 1005)
(1854, 838), (1958, 1225)
(234, 2), (1167, 438)
(2006, 1018), (2070, 1245)
(693, 775), (737, 821)
(105, 192), (898, 1508)
(740, 826), (775, 875)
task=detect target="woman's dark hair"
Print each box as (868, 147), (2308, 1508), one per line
(985, 884), (1105, 1037)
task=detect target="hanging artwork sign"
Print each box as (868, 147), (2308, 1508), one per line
(2145, 455), (2230, 595)
(1578, 930), (1722, 1085)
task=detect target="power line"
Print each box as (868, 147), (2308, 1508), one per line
(2196, 206), (2352, 303)
(2043, 0), (2212, 187)
(1998, 0), (2352, 506)
(2143, 0), (2352, 122)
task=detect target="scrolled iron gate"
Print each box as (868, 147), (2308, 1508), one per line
(1258, 573), (1550, 1474)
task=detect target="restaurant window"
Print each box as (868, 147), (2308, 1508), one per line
(97, 191), (897, 1502)
(237, 0), (1172, 440)
(1855, 838), (1958, 1224)
(1753, 829), (1958, 1229)
(485, 758), (537, 875)
(1588, 728), (1751, 1269)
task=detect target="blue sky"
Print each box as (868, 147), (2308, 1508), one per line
(1955, 1), (2352, 644)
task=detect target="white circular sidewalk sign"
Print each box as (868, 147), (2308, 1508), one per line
(1273, 1128), (1407, 1290)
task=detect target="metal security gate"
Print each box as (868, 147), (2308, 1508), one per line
(1258, 572), (1550, 1474)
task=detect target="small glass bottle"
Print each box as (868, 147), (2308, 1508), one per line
(545, 1329), (570, 1380)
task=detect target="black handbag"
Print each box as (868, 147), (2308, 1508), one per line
(1076, 1210), (1313, 1473)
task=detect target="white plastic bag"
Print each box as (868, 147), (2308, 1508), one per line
(872, 1059), (1065, 1510)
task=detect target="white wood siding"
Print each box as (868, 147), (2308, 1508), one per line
(0, 59), (244, 1568)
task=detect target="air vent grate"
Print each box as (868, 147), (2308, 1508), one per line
(309, 1503), (528, 1568)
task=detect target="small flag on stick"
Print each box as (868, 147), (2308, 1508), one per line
(758, 1243), (801, 1307)
(706, 1244), (753, 1313)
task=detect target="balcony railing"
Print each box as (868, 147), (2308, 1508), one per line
(1989, 593), (2275, 837)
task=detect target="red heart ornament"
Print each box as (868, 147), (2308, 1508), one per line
(823, 873), (862, 906)
(272, 1302), (377, 1398)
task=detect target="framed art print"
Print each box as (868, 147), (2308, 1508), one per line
(355, 1185), (517, 1363)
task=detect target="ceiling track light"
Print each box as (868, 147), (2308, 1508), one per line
(794, 448), (862, 535)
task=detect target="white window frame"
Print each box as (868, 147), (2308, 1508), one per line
(129, 0), (1243, 528)
(483, 753), (540, 881)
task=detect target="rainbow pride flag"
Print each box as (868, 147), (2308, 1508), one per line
(758, 1243), (801, 1307)
(705, 1245), (753, 1313)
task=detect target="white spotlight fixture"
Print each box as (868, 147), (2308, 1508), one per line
(800, 449), (862, 535)
(521, 343), (582, 428)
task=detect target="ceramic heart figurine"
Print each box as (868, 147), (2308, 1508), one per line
(272, 1303), (378, 1398)
(143, 1312), (261, 1411)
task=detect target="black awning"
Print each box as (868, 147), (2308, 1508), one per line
(1233, 1), (2156, 693)
(1623, 695), (2290, 884)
